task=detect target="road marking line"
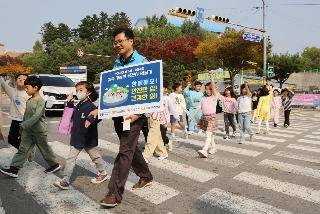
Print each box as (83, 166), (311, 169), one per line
(288, 144), (320, 153)
(49, 141), (180, 205)
(274, 151), (320, 164)
(172, 136), (262, 157)
(239, 141), (276, 149)
(312, 132), (320, 135)
(304, 135), (320, 140)
(98, 140), (218, 183)
(259, 159), (320, 179)
(298, 138), (320, 146)
(217, 144), (262, 157)
(233, 171), (320, 204)
(197, 188), (292, 214)
(172, 146), (244, 168)
(0, 147), (111, 214)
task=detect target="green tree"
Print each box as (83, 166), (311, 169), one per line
(301, 46), (320, 71)
(269, 53), (307, 89)
(76, 14), (100, 42)
(40, 22), (58, 51)
(146, 14), (168, 28)
(33, 40), (44, 53)
(109, 12), (132, 31)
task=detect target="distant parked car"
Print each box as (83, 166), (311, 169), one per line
(31, 74), (77, 112)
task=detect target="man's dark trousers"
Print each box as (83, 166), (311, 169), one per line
(108, 117), (153, 202)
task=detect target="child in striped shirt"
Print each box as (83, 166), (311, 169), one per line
(281, 88), (295, 128)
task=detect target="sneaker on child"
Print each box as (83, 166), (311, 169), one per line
(223, 135), (230, 139)
(208, 148), (217, 154)
(167, 140), (173, 152)
(158, 154), (168, 160)
(0, 166), (19, 178)
(231, 131), (236, 138)
(44, 163), (61, 173)
(198, 149), (208, 158)
(91, 173), (108, 184)
(54, 178), (70, 190)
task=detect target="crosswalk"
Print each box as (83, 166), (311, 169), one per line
(0, 109), (320, 213)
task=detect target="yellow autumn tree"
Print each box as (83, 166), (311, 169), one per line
(194, 29), (269, 88)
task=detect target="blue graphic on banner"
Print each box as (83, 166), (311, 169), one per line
(195, 7), (205, 23)
(98, 60), (163, 119)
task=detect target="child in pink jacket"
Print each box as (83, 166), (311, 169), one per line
(270, 89), (282, 127)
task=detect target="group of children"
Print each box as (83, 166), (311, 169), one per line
(0, 75), (106, 191)
(0, 72), (296, 188)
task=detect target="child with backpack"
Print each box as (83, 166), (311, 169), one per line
(54, 81), (107, 190)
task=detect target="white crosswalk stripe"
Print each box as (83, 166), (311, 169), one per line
(0, 147), (111, 214)
(49, 141), (180, 205)
(297, 138), (320, 146)
(172, 146), (244, 168)
(304, 135), (320, 140)
(259, 159), (320, 179)
(287, 144), (320, 153)
(233, 171), (320, 204)
(197, 188), (292, 214)
(312, 132), (320, 135)
(274, 151), (320, 164)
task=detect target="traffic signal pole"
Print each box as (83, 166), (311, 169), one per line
(263, 0), (267, 80)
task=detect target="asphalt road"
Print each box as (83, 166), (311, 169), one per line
(1, 94), (320, 214)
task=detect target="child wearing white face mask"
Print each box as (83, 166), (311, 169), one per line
(54, 81), (107, 190)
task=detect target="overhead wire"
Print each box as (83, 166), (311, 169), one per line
(236, 7), (262, 24)
(267, 6), (320, 34)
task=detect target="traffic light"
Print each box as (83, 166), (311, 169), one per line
(268, 66), (275, 77)
(168, 7), (196, 18)
(207, 15), (230, 23)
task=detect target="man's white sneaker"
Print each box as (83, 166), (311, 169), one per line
(208, 148), (217, 154)
(198, 149), (208, 158)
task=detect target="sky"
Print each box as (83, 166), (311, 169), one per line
(1, 0), (320, 55)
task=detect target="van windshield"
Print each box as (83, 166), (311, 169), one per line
(39, 76), (75, 87)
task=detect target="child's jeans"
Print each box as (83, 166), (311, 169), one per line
(238, 112), (254, 142)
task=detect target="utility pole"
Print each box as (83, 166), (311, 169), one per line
(263, 0), (267, 80)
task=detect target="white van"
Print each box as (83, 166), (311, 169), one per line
(32, 74), (77, 112)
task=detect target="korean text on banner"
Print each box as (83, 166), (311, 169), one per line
(98, 60), (163, 119)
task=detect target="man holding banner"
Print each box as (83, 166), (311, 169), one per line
(97, 28), (154, 207)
